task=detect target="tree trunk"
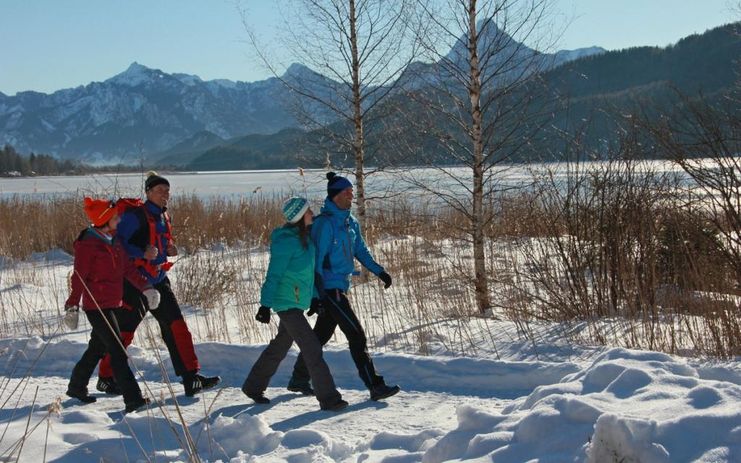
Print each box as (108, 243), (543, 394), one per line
(349, 0), (366, 224)
(468, 0), (491, 312)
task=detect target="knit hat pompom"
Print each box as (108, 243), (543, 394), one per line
(83, 197), (117, 227)
(145, 171), (170, 191)
(326, 171), (352, 199)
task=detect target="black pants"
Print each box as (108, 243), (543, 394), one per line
(68, 308), (142, 404)
(291, 289), (383, 389)
(243, 309), (342, 406)
(112, 277), (200, 376)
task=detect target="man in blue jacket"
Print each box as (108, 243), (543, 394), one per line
(288, 172), (400, 401)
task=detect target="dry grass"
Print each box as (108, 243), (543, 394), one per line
(0, 177), (738, 358)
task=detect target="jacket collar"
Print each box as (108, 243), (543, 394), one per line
(145, 200), (166, 215)
(87, 226), (114, 245)
(321, 197), (350, 219)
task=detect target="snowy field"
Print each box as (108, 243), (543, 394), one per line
(1, 247), (740, 462)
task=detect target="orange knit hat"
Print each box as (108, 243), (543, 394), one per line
(83, 197), (117, 227)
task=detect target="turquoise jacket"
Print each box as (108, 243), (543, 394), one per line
(312, 198), (384, 292)
(260, 226), (315, 311)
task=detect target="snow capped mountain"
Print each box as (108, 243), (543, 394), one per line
(0, 63), (321, 164)
(400, 22), (605, 91)
(0, 33), (604, 165)
(108, 62), (163, 87)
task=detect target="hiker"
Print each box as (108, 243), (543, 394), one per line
(287, 172), (400, 401)
(242, 197), (348, 411)
(64, 198), (152, 413)
(95, 172), (220, 397)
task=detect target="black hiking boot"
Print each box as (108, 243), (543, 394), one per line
(96, 377), (122, 395)
(244, 391), (270, 404)
(287, 378), (315, 396)
(124, 397), (150, 413)
(320, 398), (349, 411)
(370, 384), (400, 401)
(183, 372), (221, 397)
(66, 388), (97, 404)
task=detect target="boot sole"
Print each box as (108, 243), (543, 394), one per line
(371, 386), (401, 401)
(321, 401), (348, 411)
(124, 398), (151, 413)
(287, 386), (315, 396)
(66, 391), (96, 404)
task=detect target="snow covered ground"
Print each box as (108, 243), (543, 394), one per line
(1, 249), (740, 462)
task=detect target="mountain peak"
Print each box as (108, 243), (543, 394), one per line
(108, 62), (160, 87)
(173, 72), (203, 86)
(283, 63), (315, 79)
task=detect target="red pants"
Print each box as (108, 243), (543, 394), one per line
(98, 277), (199, 378)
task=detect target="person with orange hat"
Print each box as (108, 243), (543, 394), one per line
(64, 197), (156, 413)
(95, 172), (220, 398)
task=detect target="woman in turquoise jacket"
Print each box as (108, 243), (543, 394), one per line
(241, 197), (347, 411)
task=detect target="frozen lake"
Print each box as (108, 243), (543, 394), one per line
(0, 161), (688, 202)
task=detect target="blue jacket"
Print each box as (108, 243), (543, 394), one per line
(260, 226), (315, 311)
(117, 200), (171, 285)
(312, 197), (384, 292)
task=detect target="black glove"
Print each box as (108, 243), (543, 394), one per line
(256, 306), (271, 324)
(378, 271), (392, 289)
(307, 298), (325, 316)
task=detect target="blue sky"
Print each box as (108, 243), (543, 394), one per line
(0, 0), (735, 95)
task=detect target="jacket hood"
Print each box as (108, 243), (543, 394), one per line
(270, 225), (302, 242)
(76, 227), (114, 247)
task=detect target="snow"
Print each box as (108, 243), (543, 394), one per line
(0, 250), (739, 462)
(108, 62), (158, 87)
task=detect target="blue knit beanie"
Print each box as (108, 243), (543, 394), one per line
(326, 172), (352, 199)
(282, 197), (310, 224)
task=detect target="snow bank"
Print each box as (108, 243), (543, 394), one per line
(422, 347), (741, 462)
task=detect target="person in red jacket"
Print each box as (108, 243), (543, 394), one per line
(64, 197), (158, 413)
(95, 172), (220, 397)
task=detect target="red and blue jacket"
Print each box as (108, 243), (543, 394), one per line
(117, 200), (173, 285)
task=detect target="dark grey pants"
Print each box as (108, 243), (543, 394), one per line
(242, 309), (342, 406)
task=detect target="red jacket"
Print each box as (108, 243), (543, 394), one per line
(66, 228), (151, 311)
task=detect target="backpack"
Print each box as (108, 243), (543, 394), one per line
(116, 198), (174, 277)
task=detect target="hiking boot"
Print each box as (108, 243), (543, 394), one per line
(96, 377), (122, 395)
(183, 372), (221, 397)
(320, 398), (348, 411)
(370, 384), (400, 401)
(287, 378), (314, 396)
(124, 397), (150, 413)
(244, 391), (270, 404)
(66, 388), (96, 404)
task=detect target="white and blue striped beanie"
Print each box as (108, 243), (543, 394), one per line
(282, 197), (310, 224)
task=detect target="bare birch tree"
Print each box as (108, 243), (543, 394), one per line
(398, 0), (556, 312)
(242, 0), (417, 221)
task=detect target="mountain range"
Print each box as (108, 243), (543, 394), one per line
(0, 22), (605, 166)
(184, 22), (739, 170)
(1, 22), (738, 169)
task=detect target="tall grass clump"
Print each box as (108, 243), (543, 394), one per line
(0, 195), (83, 258)
(489, 148), (740, 357)
(1, 168), (738, 358)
